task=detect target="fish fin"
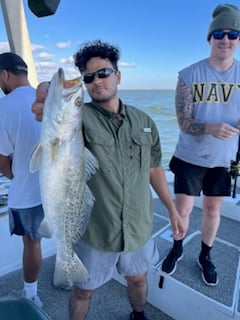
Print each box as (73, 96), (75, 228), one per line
(36, 218), (53, 238)
(84, 147), (99, 181)
(29, 144), (43, 172)
(53, 252), (89, 289)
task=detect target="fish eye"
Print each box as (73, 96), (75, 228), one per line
(75, 97), (82, 107)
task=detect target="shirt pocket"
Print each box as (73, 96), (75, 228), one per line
(84, 130), (114, 175)
(131, 133), (153, 169)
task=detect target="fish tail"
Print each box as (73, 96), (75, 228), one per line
(53, 252), (89, 290)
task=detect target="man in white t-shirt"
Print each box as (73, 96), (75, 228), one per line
(0, 52), (45, 307)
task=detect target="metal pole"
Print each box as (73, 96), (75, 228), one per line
(0, 0), (38, 87)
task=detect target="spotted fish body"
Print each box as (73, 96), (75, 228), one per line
(30, 68), (98, 289)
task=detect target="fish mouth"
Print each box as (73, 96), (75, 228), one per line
(58, 68), (81, 89)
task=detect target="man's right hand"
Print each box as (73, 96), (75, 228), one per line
(32, 82), (50, 121)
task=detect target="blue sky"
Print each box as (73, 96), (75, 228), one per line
(1, 0), (240, 89)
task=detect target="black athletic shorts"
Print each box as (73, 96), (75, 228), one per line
(169, 156), (231, 196)
(9, 204), (44, 240)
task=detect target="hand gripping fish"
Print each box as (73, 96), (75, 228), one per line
(30, 68), (98, 289)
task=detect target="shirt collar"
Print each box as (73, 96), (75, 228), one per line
(89, 99), (126, 119)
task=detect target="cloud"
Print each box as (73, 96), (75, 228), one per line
(34, 57), (79, 83)
(32, 43), (44, 51)
(56, 40), (71, 49)
(0, 41), (43, 56)
(0, 42), (10, 52)
(119, 62), (136, 68)
(59, 56), (74, 64)
(63, 66), (79, 79)
(35, 61), (57, 68)
(35, 61), (58, 82)
(37, 52), (55, 61)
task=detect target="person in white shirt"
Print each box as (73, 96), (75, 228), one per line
(0, 52), (45, 307)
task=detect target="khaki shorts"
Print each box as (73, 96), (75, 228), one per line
(74, 237), (159, 290)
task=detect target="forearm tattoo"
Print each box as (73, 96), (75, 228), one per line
(175, 78), (205, 135)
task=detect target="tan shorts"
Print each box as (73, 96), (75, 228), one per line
(74, 237), (159, 290)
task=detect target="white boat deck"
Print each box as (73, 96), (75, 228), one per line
(1, 172), (240, 319)
(114, 172), (240, 320)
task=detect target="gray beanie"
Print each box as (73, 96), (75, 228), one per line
(207, 3), (240, 41)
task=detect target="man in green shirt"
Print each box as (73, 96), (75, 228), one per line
(32, 39), (185, 320)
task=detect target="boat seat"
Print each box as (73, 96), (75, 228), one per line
(0, 297), (52, 320)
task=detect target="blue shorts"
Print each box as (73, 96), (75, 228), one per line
(9, 205), (44, 240)
(73, 237), (159, 290)
(169, 156), (231, 196)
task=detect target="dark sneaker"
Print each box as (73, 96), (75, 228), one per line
(197, 255), (219, 286)
(161, 247), (183, 275)
(129, 312), (148, 320)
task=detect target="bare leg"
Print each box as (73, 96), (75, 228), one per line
(22, 235), (42, 282)
(69, 286), (95, 320)
(202, 196), (223, 246)
(174, 194), (195, 239)
(125, 273), (147, 312)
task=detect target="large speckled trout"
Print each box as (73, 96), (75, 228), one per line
(30, 68), (98, 289)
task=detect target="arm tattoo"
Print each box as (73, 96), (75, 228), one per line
(175, 78), (205, 135)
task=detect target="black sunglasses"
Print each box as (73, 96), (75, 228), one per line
(83, 67), (116, 84)
(212, 30), (240, 40)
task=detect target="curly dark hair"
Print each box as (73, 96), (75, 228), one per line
(74, 39), (120, 73)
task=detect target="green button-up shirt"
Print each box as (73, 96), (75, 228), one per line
(82, 100), (161, 252)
